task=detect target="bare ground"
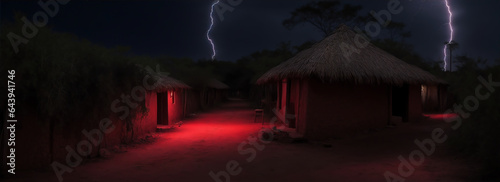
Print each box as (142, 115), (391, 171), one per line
(6, 99), (479, 182)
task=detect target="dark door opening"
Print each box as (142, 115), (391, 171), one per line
(157, 92), (169, 125)
(392, 84), (409, 122)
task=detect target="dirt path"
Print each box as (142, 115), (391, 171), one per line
(8, 99), (476, 182)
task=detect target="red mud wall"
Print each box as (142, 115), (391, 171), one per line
(304, 79), (389, 140)
(296, 79), (309, 134)
(286, 79), (301, 129)
(277, 80), (288, 118)
(167, 89), (185, 124)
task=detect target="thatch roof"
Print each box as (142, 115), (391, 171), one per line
(153, 74), (191, 92)
(205, 78), (230, 89)
(257, 25), (444, 86)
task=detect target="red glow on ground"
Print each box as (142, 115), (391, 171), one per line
(157, 100), (262, 145)
(424, 113), (458, 120)
(6, 100), (475, 182)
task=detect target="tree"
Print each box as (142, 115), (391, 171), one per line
(453, 55), (486, 73)
(237, 42), (294, 83)
(1, 18), (153, 163)
(283, 1), (365, 37)
(444, 56), (500, 180)
(384, 21), (411, 42)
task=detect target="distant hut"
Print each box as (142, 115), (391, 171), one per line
(257, 25), (446, 140)
(153, 74), (191, 126)
(185, 78), (230, 112)
(205, 78), (230, 105)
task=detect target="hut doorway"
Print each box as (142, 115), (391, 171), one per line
(157, 92), (169, 125)
(392, 85), (409, 122)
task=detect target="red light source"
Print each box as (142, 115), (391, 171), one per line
(423, 113), (458, 120)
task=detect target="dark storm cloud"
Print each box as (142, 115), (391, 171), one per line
(1, 0), (499, 63)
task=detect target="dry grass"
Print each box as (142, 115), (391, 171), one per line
(205, 78), (230, 89)
(153, 74), (191, 92)
(257, 25), (444, 86)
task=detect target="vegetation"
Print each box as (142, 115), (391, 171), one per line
(281, 1), (500, 180)
(1, 2), (498, 180)
(0, 18), (148, 130)
(283, 1), (366, 37)
(442, 56), (500, 180)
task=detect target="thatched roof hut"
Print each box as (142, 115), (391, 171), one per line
(257, 24), (443, 86)
(153, 74), (191, 92)
(256, 25), (447, 140)
(206, 78), (230, 89)
(150, 74), (191, 126)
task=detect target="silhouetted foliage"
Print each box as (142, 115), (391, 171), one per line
(0, 18), (148, 129)
(283, 1), (366, 37)
(237, 42), (293, 83)
(436, 56), (500, 180)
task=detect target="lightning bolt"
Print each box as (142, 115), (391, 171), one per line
(442, 0), (453, 71)
(207, 0), (220, 60)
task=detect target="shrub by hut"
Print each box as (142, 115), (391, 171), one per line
(257, 25), (445, 140)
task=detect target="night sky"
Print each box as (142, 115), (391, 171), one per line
(1, 0), (499, 64)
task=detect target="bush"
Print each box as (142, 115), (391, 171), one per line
(443, 58), (500, 180)
(0, 18), (149, 129)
